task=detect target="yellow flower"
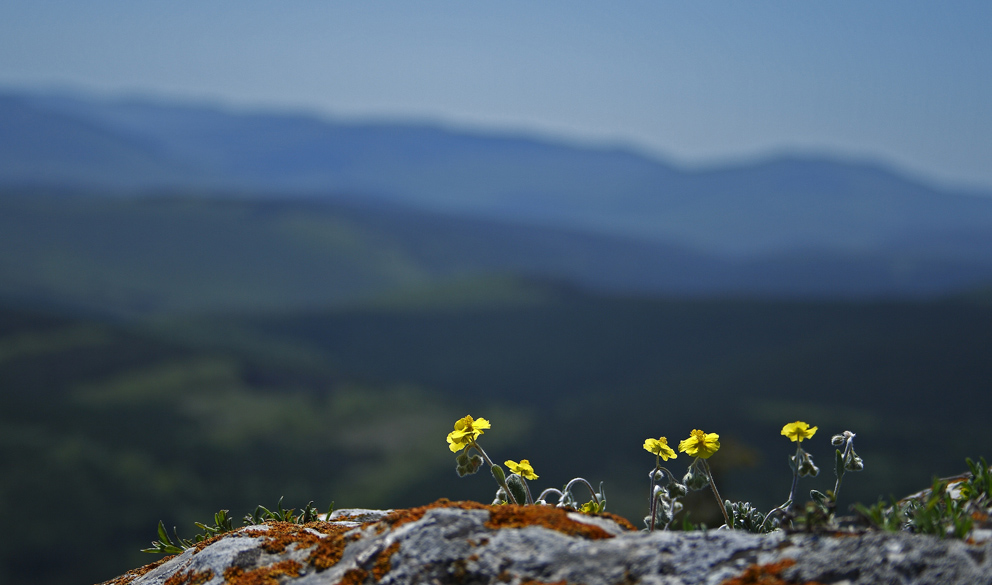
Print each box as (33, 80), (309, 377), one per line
(643, 437), (677, 461)
(446, 415), (491, 452)
(678, 429), (720, 459)
(504, 459), (539, 480)
(781, 421), (818, 443)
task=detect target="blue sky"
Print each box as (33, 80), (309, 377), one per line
(1, 1), (990, 189)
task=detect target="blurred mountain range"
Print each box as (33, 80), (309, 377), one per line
(3, 89), (992, 309)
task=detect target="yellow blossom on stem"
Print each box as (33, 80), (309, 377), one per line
(643, 437), (677, 461)
(446, 415), (491, 452)
(678, 429), (720, 459)
(781, 421), (818, 443)
(504, 459), (539, 480)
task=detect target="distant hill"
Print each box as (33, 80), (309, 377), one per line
(4, 191), (992, 317)
(4, 89), (992, 258)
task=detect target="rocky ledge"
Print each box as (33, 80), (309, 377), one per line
(101, 500), (992, 585)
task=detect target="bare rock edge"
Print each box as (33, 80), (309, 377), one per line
(102, 501), (992, 585)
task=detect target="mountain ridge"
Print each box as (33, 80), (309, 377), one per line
(4, 88), (992, 257)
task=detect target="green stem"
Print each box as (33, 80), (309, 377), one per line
(647, 465), (677, 532)
(563, 478), (601, 508)
(787, 443), (802, 507)
(648, 466), (658, 532)
(522, 476), (535, 505)
(832, 438), (854, 509)
(700, 459), (731, 529)
(759, 443), (803, 531)
(471, 441), (517, 504)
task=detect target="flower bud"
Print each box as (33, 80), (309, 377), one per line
(798, 452), (820, 477)
(831, 434), (846, 447)
(799, 461), (820, 477)
(670, 482), (689, 498)
(684, 467), (710, 491)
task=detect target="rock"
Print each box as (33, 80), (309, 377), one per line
(101, 500), (992, 585)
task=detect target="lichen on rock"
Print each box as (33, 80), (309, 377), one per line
(103, 500), (992, 585)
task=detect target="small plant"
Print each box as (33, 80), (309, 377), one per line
(642, 436), (686, 531)
(678, 429), (731, 528)
(725, 500), (773, 533)
(760, 421), (820, 531)
(803, 430), (864, 525)
(857, 457), (991, 539)
(447, 414), (604, 512)
(855, 496), (907, 532)
(243, 496), (324, 525)
(142, 498), (333, 554)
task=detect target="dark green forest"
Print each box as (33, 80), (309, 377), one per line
(2, 286), (991, 584)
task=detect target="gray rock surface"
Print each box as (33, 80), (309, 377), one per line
(106, 504), (992, 585)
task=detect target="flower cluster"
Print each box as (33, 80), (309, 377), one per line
(639, 422), (868, 532)
(447, 415), (866, 533)
(447, 415), (603, 512)
(642, 429), (728, 530)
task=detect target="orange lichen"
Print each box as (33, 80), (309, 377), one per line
(306, 527), (362, 571)
(338, 568), (369, 585)
(486, 505), (616, 540)
(248, 523), (323, 554)
(222, 520), (365, 573)
(223, 559), (303, 585)
(719, 559), (825, 585)
(162, 568), (214, 585)
(381, 499), (631, 539)
(381, 499), (490, 528)
(370, 541), (402, 581)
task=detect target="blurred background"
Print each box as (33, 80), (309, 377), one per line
(2, 2), (992, 583)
